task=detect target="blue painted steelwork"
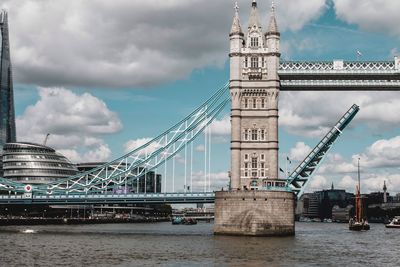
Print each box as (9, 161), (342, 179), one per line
(287, 104), (360, 197)
(0, 192), (215, 205)
(0, 82), (230, 195)
(279, 60), (400, 91)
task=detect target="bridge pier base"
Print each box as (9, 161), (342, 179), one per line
(214, 191), (295, 236)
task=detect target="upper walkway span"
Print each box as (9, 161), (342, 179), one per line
(279, 59), (400, 90)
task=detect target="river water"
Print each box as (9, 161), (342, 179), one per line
(0, 222), (398, 267)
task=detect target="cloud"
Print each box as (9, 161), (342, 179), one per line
(16, 87), (122, 163)
(280, 91), (400, 137)
(207, 116), (230, 136)
(288, 142), (311, 162)
(338, 175), (357, 191)
(356, 136), (400, 168)
(2, 0), (328, 88)
(195, 144), (205, 152)
(58, 144), (111, 163)
(308, 175), (328, 191)
(333, 0), (400, 38)
(191, 171), (229, 191)
(124, 137), (160, 155)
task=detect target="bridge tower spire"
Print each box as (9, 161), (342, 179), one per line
(229, 2), (244, 190)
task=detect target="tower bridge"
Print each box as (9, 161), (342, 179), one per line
(1, 2), (400, 236)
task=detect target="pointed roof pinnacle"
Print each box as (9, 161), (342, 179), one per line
(0, 9), (8, 25)
(248, 0), (262, 30)
(383, 180), (387, 191)
(230, 2), (243, 35)
(267, 0), (279, 34)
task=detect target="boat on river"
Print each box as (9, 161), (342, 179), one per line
(171, 217), (197, 225)
(349, 159), (370, 231)
(385, 217), (400, 229)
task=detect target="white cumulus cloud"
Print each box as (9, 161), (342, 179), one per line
(1, 0), (329, 88)
(16, 87), (122, 163)
(333, 0), (400, 37)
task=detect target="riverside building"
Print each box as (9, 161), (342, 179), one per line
(2, 142), (78, 184)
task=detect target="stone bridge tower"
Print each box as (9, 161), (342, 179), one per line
(214, 1), (294, 237)
(230, 1), (280, 190)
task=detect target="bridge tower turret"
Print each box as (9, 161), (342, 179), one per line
(229, 2), (244, 190)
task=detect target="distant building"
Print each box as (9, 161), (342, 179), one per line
(297, 193), (319, 218)
(2, 142), (78, 184)
(0, 11), (16, 151)
(296, 186), (354, 219)
(76, 163), (161, 193)
(332, 205), (353, 222)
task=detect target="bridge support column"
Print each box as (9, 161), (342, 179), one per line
(214, 190), (295, 236)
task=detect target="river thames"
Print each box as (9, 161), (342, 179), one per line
(0, 222), (398, 266)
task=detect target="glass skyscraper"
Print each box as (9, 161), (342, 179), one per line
(0, 10), (16, 151)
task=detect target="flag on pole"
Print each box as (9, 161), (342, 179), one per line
(286, 156), (291, 164)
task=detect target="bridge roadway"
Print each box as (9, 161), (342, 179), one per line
(0, 192), (216, 205)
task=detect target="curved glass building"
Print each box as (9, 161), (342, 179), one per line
(2, 142), (78, 184)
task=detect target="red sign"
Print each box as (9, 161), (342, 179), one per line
(24, 184), (32, 192)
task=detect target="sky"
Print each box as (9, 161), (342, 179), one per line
(2, 0), (400, 194)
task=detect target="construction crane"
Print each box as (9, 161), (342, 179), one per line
(43, 133), (50, 146)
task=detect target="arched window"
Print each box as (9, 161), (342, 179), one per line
(261, 98), (265, 108)
(253, 98), (257, 109)
(244, 98), (248, 108)
(244, 57), (248, 68)
(261, 129), (265, 141)
(251, 129), (258, 141)
(251, 57), (258, 68)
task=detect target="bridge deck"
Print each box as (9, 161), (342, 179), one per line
(0, 192), (216, 205)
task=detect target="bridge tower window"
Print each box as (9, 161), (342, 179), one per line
(251, 129), (258, 141)
(244, 57), (248, 68)
(251, 57), (258, 68)
(260, 162), (265, 177)
(251, 156), (258, 177)
(253, 98), (257, 109)
(244, 98), (248, 108)
(244, 130), (249, 141)
(261, 98), (265, 108)
(250, 37), (259, 48)
(261, 129), (265, 141)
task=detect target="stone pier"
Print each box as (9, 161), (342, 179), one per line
(214, 191), (295, 236)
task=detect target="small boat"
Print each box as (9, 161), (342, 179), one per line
(349, 159), (370, 231)
(385, 217), (400, 229)
(171, 217), (183, 225)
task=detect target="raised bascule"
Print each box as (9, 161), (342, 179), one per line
(0, 3), (400, 237)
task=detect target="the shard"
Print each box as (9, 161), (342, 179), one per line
(0, 10), (16, 151)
